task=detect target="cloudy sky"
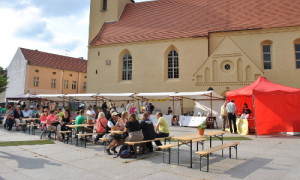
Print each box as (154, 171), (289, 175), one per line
(0, 0), (149, 69)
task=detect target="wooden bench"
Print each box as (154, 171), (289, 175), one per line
(158, 143), (183, 164)
(18, 123), (27, 133)
(195, 141), (240, 172)
(27, 124), (38, 135)
(59, 131), (72, 144)
(76, 133), (101, 148)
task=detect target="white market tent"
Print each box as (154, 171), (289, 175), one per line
(7, 91), (224, 116)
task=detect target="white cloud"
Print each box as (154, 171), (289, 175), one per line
(0, 0), (148, 69)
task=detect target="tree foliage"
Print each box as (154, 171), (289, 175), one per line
(0, 66), (8, 94)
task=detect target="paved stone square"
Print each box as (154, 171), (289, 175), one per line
(0, 126), (299, 180)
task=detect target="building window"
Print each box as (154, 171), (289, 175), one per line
(69, 74), (72, 77)
(168, 49), (179, 79)
(51, 78), (56, 88)
(262, 41), (272, 70)
(52, 72), (56, 75)
(64, 80), (69, 89)
(83, 82), (87, 90)
(84, 76), (87, 78)
(35, 69), (39, 73)
(105, 60), (111, 66)
(102, 0), (107, 11)
(295, 43), (300, 69)
(33, 77), (39, 87)
(122, 54), (132, 80)
(72, 81), (77, 90)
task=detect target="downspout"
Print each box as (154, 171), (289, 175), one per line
(208, 32), (210, 57)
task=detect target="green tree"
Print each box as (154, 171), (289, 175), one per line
(0, 66), (8, 93)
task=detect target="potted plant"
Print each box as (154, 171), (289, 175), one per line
(197, 121), (206, 135)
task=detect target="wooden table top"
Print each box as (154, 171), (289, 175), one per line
(172, 130), (225, 141)
(110, 130), (126, 134)
(22, 118), (40, 121)
(66, 124), (95, 128)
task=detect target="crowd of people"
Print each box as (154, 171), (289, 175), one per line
(220, 100), (252, 133)
(0, 102), (170, 156)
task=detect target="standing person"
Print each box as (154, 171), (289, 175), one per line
(149, 103), (154, 114)
(14, 105), (24, 131)
(167, 107), (173, 115)
(124, 114), (144, 142)
(145, 102), (150, 112)
(5, 105), (15, 131)
(94, 112), (108, 144)
(40, 109), (49, 139)
(226, 100), (237, 134)
(46, 110), (62, 141)
(220, 102), (228, 131)
(154, 112), (169, 151)
(101, 102), (108, 113)
(129, 103), (136, 114)
(86, 105), (96, 124)
(140, 112), (156, 152)
(126, 101), (131, 113)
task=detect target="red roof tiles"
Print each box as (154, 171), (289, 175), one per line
(20, 48), (87, 73)
(90, 0), (300, 46)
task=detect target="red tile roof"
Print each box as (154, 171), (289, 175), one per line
(91, 0), (300, 46)
(20, 48), (87, 73)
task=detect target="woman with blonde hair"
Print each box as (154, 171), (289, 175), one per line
(94, 112), (108, 144)
(125, 114), (144, 142)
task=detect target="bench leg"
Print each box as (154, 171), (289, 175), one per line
(207, 154), (209, 172)
(177, 141), (180, 165)
(229, 146), (232, 159)
(200, 155), (202, 171)
(163, 149), (165, 163)
(168, 148), (171, 164)
(84, 136), (87, 148)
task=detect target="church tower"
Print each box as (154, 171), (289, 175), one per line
(88, 0), (133, 43)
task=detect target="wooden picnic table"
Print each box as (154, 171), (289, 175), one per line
(66, 124), (95, 146)
(172, 130), (225, 168)
(22, 118), (40, 122)
(110, 130), (126, 134)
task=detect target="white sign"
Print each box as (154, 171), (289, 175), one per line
(179, 116), (207, 127)
(138, 114), (172, 126)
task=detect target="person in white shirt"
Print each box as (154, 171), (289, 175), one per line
(86, 105), (96, 124)
(126, 101), (131, 113)
(22, 107), (32, 118)
(226, 100), (237, 134)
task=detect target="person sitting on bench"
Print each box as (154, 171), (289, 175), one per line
(154, 112), (169, 151)
(140, 112), (156, 153)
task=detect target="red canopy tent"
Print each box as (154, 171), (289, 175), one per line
(226, 76), (300, 135)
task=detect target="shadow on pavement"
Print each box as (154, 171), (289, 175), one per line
(225, 157), (274, 178)
(0, 151), (62, 169)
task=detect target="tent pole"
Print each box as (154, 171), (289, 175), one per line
(210, 92), (213, 118)
(252, 95), (257, 138)
(180, 98), (184, 115)
(172, 97), (175, 115)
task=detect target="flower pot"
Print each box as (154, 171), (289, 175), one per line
(198, 129), (205, 135)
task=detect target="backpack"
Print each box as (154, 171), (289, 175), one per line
(114, 144), (131, 158)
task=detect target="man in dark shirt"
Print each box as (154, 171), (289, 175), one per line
(140, 112), (156, 152)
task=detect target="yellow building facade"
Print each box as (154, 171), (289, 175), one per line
(6, 48), (87, 98)
(87, 0), (300, 99)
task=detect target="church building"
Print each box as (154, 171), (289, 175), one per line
(87, 0), (300, 97)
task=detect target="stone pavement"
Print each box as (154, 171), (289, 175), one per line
(0, 126), (300, 180)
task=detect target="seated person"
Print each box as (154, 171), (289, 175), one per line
(105, 112), (125, 155)
(40, 109), (48, 139)
(94, 112), (108, 144)
(140, 112), (156, 152)
(75, 110), (93, 140)
(46, 110), (62, 141)
(124, 114), (144, 142)
(240, 103), (252, 119)
(154, 112), (169, 151)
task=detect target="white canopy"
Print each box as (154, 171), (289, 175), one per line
(136, 92), (177, 99)
(65, 93), (99, 101)
(36, 94), (66, 101)
(98, 93), (135, 101)
(173, 91), (223, 100)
